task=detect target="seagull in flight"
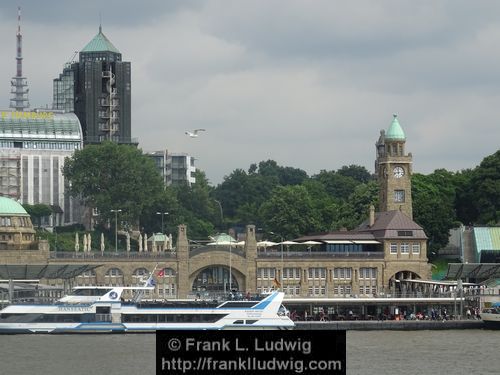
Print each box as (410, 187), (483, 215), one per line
(185, 129), (206, 138)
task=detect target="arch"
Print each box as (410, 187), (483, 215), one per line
(104, 267), (124, 286)
(75, 269), (96, 286)
(191, 265), (241, 294)
(131, 267), (149, 285)
(388, 270), (422, 297)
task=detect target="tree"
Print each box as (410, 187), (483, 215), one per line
(260, 185), (322, 238)
(337, 164), (373, 183)
(312, 170), (360, 200)
(469, 150), (500, 224)
(23, 204), (53, 228)
(412, 172), (458, 255)
(63, 141), (165, 227)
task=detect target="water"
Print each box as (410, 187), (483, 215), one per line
(0, 330), (498, 375)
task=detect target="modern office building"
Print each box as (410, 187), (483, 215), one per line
(0, 109), (84, 226)
(146, 150), (196, 186)
(53, 26), (132, 145)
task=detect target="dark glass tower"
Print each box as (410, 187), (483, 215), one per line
(53, 26), (132, 144)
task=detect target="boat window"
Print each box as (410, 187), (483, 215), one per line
(246, 320), (258, 324)
(233, 320), (244, 324)
(72, 288), (112, 296)
(122, 313), (228, 323)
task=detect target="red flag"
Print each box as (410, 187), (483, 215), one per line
(157, 269), (165, 277)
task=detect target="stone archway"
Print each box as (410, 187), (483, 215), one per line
(388, 270), (422, 297)
(191, 265), (242, 294)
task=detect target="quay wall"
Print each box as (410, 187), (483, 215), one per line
(295, 320), (484, 330)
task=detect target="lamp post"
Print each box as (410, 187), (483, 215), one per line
(110, 209), (122, 252)
(156, 211), (168, 234)
(270, 231), (284, 284)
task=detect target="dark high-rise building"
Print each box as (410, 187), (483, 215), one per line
(53, 26), (133, 144)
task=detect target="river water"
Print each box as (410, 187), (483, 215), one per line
(0, 330), (498, 375)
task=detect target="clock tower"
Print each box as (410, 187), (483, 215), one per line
(375, 114), (413, 219)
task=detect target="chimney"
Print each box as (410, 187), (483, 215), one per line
(369, 205), (375, 227)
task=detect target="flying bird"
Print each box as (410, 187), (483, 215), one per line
(185, 129), (206, 138)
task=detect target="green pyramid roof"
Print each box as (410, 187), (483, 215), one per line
(386, 114), (406, 140)
(81, 26), (120, 54)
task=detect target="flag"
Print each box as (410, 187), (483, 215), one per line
(273, 277), (282, 289)
(157, 269), (165, 277)
(146, 277), (156, 287)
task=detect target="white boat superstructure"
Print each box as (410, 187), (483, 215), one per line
(0, 284), (294, 333)
(481, 302), (500, 330)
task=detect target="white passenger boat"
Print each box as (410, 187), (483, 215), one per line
(481, 302), (500, 330)
(0, 277), (294, 333)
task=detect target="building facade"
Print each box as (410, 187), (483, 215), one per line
(53, 26), (133, 145)
(0, 110), (84, 226)
(0, 116), (431, 298)
(146, 150), (196, 186)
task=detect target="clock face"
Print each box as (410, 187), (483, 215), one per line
(393, 166), (405, 178)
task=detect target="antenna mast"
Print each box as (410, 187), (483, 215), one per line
(10, 6), (30, 111)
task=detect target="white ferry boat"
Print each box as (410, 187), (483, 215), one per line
(481, 302), (500, 330)
(0, 278), (294, 333)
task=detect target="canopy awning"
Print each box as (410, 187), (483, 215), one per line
(0, 264), (102, 280)
(445, 263), (500, 280)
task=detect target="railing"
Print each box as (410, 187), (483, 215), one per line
(189, 246), (245, 258)
(49, 251), (176, 259)
(258, 251), (385, 259)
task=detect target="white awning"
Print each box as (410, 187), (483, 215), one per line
(352, 240), (381, 244)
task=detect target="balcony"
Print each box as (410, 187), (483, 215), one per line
(258, 251), (385, 259)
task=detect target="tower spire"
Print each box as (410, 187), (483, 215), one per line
(10, 6), (30, 111)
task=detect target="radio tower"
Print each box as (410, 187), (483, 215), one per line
(10, 6), (29, 111)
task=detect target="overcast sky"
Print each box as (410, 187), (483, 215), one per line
(0, 1), (498, 185)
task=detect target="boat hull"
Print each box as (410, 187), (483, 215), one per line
(481, 313), (500, 330)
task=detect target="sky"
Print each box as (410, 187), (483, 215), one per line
(0, 1), (499, 185)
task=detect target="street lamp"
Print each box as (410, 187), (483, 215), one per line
(110, 209), (122, 252)
(156, 211), (168, 234)
(270, 231), (284, 284)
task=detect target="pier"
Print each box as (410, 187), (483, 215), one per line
(295, 320), (484, 330)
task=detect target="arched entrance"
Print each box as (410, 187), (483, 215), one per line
(192, 266), (239, 294)
(389, 270), (422, 297)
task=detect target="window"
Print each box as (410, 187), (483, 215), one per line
(308, 268), (326, 280)
(333, 268), (352, 279)
(394, 190), (405, 203)
(412, 243), (421, 254)
(397, 231), (413, 237)
(400, 243), (409, 254)
(359, 268), (377, 279)
(390, 243), (398, 254)
(283, 268), (300, 280)
(257, 268), (276, 280)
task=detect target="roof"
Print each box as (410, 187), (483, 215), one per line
(445, 263), (500, 280)
(81, 26), (120, 54)
(473, 227), (500, 254)
(357, 210), (427, 239)
(386, 114), (406, 140)
(0, 264), (102, 280)
(0, 197), (29, 216)
(0, 110), (82, 141)
(148, 233), (170, 242)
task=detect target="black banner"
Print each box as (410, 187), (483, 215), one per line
(157, 330), (346, 375)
